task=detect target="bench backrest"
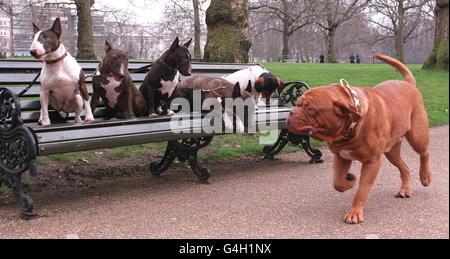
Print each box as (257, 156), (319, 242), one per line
(0, 60), (256, 124)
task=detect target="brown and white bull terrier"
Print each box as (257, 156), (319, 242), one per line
(91, 41), (147, 119)
(30, 18), (94, 126)
(224, 65), (284, 109)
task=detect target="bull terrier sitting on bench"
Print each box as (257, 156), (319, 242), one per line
(30, 18), (94, 126)
(91, 41), (147, 119)
(139, 37), (193, 117)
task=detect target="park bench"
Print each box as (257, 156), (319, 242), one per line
(0, 59), (323, 217)
(283, 59), (298, 63)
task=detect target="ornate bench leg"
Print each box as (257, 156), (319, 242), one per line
(263, 130), (290, 160)
(1, 88), (39, 218)
(299, 136), (324, 164)
(186, 152), (210, 184)
(150, 137), (214, 183)
(264, 129), (324, 164)
(0, 170), (36, 218)
(150, 142), (178, 176)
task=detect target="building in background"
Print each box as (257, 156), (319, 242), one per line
(0, 0), (12, 58)
(1, 2), (198, 60)
(11, 3), (104, 57)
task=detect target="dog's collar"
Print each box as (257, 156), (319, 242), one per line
(158, 59), (176, 71)
(202, 86), (226, 97)
(339, 79), (361, 111)
(45, 51), (68, 65)
(334, 80), (362, 145)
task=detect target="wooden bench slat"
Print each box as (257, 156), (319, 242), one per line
(32, 108), (291, 156)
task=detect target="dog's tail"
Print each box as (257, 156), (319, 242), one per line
(375, 54), (416, 86)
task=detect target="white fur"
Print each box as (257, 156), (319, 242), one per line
(159, 71), (180, 97)
(103, 76), (121, 108)
(223, 113), (234, 132)
(38, 43), (94, 125)
(339, 150), (355, 160)
(30, 31), (46, 57)
(223, 65), (269, 108)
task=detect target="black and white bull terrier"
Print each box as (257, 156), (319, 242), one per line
(91, 41), (147, 119)
(30, 18), (94, 126)
(139, 37), (192, 117)
(223, 65), (283, 109)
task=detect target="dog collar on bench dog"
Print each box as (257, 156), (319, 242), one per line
(334, 79), (362, 145)
(44, 52), (68, 65)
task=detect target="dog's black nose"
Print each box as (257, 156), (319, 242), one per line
(30, 50), (37, 57)
(118, 74), (125, 79)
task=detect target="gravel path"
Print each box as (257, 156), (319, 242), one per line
(0, 126), (448, 239)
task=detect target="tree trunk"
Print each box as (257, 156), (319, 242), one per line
(423, 0), (449, 71)
(396, 0), (406, 63)
(327, 28), (337, 63)
(9, 4), (14, 56)
(192, 0), (202, 59)
(203, 0), (252, 63)
(75, 0), (96, 60)
(281, 0), (290, 61)
(282, 27), (290, 61)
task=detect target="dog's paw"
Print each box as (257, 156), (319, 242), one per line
(395, 187), (412, 198)
(166, 110), (176, 116)
(39, 118), (51, 126)
(84, 117), (95, 123)
(344, 208), (365, 224)
(334, 174), (357, 193)
(236, 120), (245, 133)
(59, 111), (69, 119)
(420, 174), (432, 187)
(149, 113), (159, 118)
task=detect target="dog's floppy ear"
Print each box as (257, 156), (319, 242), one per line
(169, 37), (180, 52)
(184, 38), (193, 48)
(255, 76), (265, 92)
(233, 82), (242, 99)
(245, 80), (252, 93)
(104, 40), (113, 54)
(276, 77), (283, 86)
(33, 23), (40, 34)
(50, 18), (62, 38)
(334, 100), (361, 121)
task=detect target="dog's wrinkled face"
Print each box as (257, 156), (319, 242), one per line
(287, 86), (360, 142)
(102, 41), (129, 83)
(164, 37), (193, 76)
(30, 18), (62, 59)
(255, 73), (283, 104)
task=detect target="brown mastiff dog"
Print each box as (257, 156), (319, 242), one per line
(287, 54), (432, 224)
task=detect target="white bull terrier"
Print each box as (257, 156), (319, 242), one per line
(30, 18), (94, 126)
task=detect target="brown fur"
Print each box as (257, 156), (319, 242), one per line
(78, 70), (90, 102)
(287, 54), (432, 224)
